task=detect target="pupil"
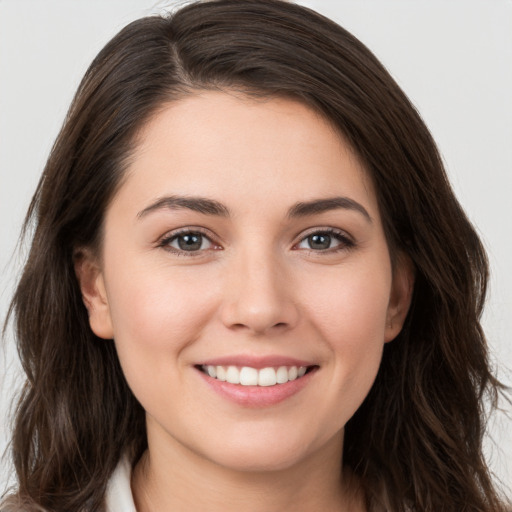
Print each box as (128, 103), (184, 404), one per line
(309, 234), (331, 250)
(178, 233), (202, 251)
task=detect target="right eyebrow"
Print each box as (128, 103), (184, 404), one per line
(287, 196), (373, 223)
(137, 195), (230, 219)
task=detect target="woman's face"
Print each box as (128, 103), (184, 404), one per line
(79, 91), (412, 472)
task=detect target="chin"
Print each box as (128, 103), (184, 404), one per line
(209, 447), (309, 473)
(198, 427), (338, 474)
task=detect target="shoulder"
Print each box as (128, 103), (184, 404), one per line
(0, 457), (136, 512)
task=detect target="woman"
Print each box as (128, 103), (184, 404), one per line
(1, 0), (509, 510)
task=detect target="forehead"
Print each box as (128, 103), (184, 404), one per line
(112, 91), (378, 219)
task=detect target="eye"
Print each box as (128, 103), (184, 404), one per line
(295, 229), (354, 252)
(160, 230), (219, 254)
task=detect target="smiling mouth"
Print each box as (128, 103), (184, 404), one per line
(196, 364), (318, 387)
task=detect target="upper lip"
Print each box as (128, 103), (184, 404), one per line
(197, 355), (317, 369)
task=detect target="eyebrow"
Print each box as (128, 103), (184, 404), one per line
(287, 197), (372, 223)
(137, 195), (230, 219)
(137, 195), (372, 223)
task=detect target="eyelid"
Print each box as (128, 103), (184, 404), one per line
(158, 226), (222, 256)
(292, 226), (355, 251)
(294, 226), (354, 242)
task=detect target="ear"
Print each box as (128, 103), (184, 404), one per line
(74, 249), (114, 339)
(384, 252), (415, 343)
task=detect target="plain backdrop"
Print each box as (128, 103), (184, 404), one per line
(1, 0), (511, 497)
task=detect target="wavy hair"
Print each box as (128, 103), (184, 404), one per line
(2, 1), (509, 510)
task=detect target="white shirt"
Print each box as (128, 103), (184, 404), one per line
(105, 456), (137, 512)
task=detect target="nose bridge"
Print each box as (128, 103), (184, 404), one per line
(220, 241), (298, 334)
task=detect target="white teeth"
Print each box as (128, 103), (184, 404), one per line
(216, 366), (226, 381)
(202, 364), (310, 386)
(258, 367), (277, 387)
(239, 367), (258, 386)
(276, 366), (289, 384)
(226, 366), (240, 384)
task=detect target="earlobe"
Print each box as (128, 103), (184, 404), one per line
(384, 253), (415, 343)
(74, 249), (114, 340)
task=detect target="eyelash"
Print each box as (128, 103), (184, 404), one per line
(158, 227), (355, 257)
(293, 228), (355, 254)
(158, 227), (220, 257)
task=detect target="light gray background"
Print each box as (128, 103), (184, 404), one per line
(1, 0), (511, 497)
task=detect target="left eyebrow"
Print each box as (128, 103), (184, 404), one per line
(137, 195), (230, 219)
(287, 196), (373, 223)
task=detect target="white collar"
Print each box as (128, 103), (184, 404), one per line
(105, 456), (137, 512)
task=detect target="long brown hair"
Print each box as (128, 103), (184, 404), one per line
(2, 1), (509, 510)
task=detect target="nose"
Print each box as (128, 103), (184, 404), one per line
(219, 248), (300, 336)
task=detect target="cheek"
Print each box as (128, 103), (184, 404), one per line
(105, 262), (220, 361)
(301, 259), (391, 401)
(104, 263), (224, 418)
(304, 259), (391, 345)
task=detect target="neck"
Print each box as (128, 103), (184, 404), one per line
(131, 426), (365, 512)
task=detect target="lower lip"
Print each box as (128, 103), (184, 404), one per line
(196, 368), (317, 408)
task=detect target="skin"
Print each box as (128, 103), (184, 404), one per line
(76, 91), (413, 511)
